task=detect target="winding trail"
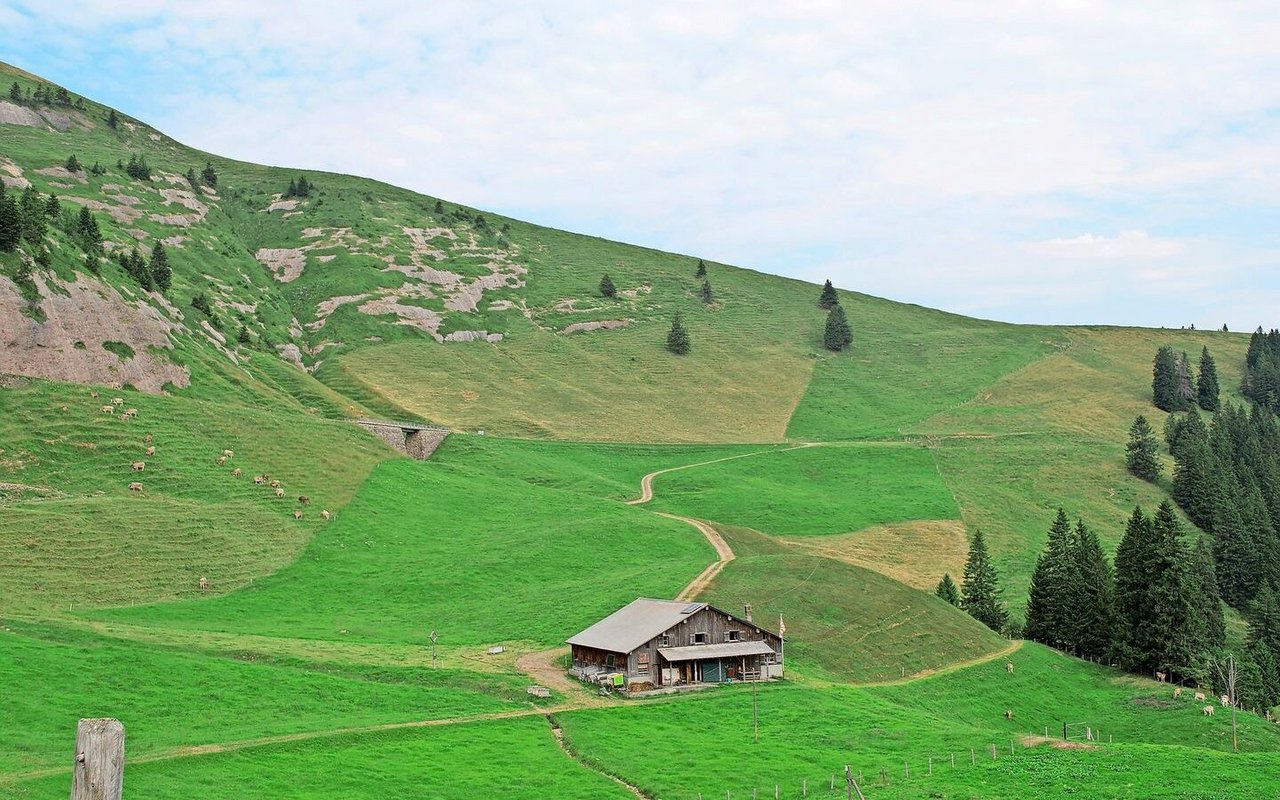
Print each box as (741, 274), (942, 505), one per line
(548, 716), (652, 799)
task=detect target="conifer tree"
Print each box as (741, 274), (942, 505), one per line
(286, 178), (297, 198)
(1126, 414), (1162, 481)
(1176, 351), (1196, 409)
(106, 109), (118, 129)
(149, 242), (172, 293)
(44, 194), (59, 219)
(960, 529), (1007, 633)
(201, 161), (218, 188)
(935, 573), (960, 606)
(1025, 508), (1079, 650)
(1149, 502), (1204, 680)
(1246, 585), (1280, 708)
(65, 154), (81, 173)
(823, 304), (852, 351)
(434, 199), (445, 215)
(666, 312), (690, 355)
(598, 273), (616, 298)
(19, 186), (47, 244)
(695, 259), (707, 279)
(700, 280), (714, 305)
(1115, 506), (1158, 670)
(1072, 520), (1119, 661)
(817, 279), (838, 309)
(1190, 536), (1227, 651)
(8, 82), (19, 103)
(1197, 346), (1220, 411)
(186, 167), (199, 189)
(74, 206), (101, 256)
(1152, 346), (1182, 411)
(125, 249), (153, 291)
(237, 325), (251, 345)
(0, 189), (20, 252)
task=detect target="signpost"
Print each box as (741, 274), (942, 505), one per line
(430, 629), (438, 669)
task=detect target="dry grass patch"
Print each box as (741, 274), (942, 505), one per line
(780, 519), (968, 590)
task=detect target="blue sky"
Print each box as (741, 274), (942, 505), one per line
(3, 1), (1278, 329)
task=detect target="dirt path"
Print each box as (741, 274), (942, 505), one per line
(516, 646), (609, 708)
(548, 716), (652, 799)
(625, 444), (813, 506)
(652, 512), (736, 601)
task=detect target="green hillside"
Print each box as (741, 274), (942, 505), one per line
(2, 60), (1275, 799)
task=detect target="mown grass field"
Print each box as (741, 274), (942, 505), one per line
(645, 443), (959, 536)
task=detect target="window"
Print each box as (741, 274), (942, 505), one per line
(725, 630), (741, 642)
(661, 634), (671, 647)
(693, 632), (708, 644)
(637, 652), (650, 675)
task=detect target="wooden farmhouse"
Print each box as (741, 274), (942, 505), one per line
(567, 598), (783, 691)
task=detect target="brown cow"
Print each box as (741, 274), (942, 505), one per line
(298, 495), (311, 505)
(231, 467), (242, 477)
(145, 446), (156, 457)
(292, 509), (303, 520)
(217, 456), (227, 466)
(270, 479), (281, 489)
(253, 475), (266, 485)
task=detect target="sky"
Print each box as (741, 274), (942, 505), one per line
(2, 1), (1278, 329)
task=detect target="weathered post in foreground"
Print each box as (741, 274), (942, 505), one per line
(70, 718), (124, 800)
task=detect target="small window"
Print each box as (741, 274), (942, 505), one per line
(693, 632), (708, 644)
(661, 634), (671, 647)
(726, 630), (741, 642)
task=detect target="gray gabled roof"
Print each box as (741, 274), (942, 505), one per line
(567, 598), (707, 654)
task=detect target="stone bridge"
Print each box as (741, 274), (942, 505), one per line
(355, 418), (450, 460)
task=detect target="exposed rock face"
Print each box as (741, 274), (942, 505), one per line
(0, 274), (190, 392)
(561, 319), (631, 335)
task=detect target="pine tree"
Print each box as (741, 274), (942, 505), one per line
(817, 279), (838, 310)
(1190, 536), (1227, 651)
(1025, 508), (1079, 650)
(1126, 414), (1162, 481)
(44, 194), (59, 219)
(124, 249), (153, 291)
(201, 161), (218, 188)
(1072, 520), (1119, 661)
(65, 154), (81, 173)
(149, 242), (172, 293)
(1149, 502), (1204, 680)
(823, 304), (852, 351)
(19, 186), (47, 244)
(286, 178), (297, 198)
(106, 109), (118, 129)
(700, 280), (714, 305)
(1246, 585), (1280, 709)
(935, 573), (960, 606)
(186, 167), (199, 189)
(75, 206), (101, 256)
(598, 273), (616, 298)
(960, 529), (1007, 633)
(8, 82), (20, 103)
(434, 199), (445, 215)
(695, 259), (707, 279)
(1197, 346), (1220, 411)
(1176, 351), (1196, 409)
(237, 325), (251, 345)
(665, 312), (690, 355)
(1152, 346), (1182, 411)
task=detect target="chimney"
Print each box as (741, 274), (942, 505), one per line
(744, 603), (753, 623)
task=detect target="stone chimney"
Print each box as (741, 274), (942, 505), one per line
(743, 603), (753, 623)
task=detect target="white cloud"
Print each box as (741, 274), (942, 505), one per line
(1022, 231), (1185, 261)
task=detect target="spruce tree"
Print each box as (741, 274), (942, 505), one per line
(201, 161), (218, 188)
(1197, 346), (1220, 411)
(186, 167), (199, 189)
(1152, 346), (1181, 411)
(125, 249), (153, 291)
(695, 259), (707, 279)
(1246, 585), (1280, 708)
(1149, 502), (1204, 680)
(106, 109), (118, 129)
(65, 154), (81, 173)
(1176, 351), (1196, 410)
(666, 312), (690, 355)
(935, 573), (960, 606)
(286, 178), (297, 198)
(1126, 414), (1162, 481)
(1190, 536), (1227, 651)
(74, 206), (101, 256)
(598, 273), (616, 298)
(1025, 508), (1079, 650)
(8, 82), (20, 103)
(1072, 520), (1119, 661)
(237, 325), (251, 345)
(817, 279), (838, 310)
(44, 194), (59, 219)
(0, 190), (20, 252)
(434, 199), (445, 215)
(700, 280), (714, 305)
(960, 529), (1008, 633)
(149, 242), (172, 293)
(823, 304), (852, 351)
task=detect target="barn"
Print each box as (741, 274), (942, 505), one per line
(567, 598), (784, 691)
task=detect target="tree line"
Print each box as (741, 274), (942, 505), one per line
(1242, 328), (1280, 412)
(7, 81), (86, 110)
(1153, 344), (1219, 412)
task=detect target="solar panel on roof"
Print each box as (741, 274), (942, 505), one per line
(680, 602), (704, 614)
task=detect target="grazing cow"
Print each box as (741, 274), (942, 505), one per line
(1155, 671), (1167, 683)
(1221, 695), (1230, 707)
(321, 510), (331, 521)
(1005, 662), (1014, 674)
(232, 468), (242, 477)
(253, 475), (265, 485)
(293, 509), (303, 519)
(1194, 692), (1206, 702)
(298, 495), (311, 505)
(1004, 709), (1013, 721)
(1173, 687), (1182, 699)
(143, 434), (153, 444)
(198, 576), (209, 592)
(217, 456), (227, 466)
(130, 461), (145, 472)
(275, 487), (285, 498)
(90, 390), (99, 399)
(1203, 705), (1215, 716)
(145, 446), (155, 457)
(111, 397), (124, 406)
(100, 405), (114, 414)
(128, 482), (142, 492)
(270, 479), (281, 489)
(123, 408), (138, 418)
(222, 449), (234, 458)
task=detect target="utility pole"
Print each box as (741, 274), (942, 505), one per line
(430, 629), (438, 669)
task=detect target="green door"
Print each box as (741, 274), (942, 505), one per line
(703, 660), (722, 682)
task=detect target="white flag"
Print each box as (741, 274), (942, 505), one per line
(779, 615), (786, 636)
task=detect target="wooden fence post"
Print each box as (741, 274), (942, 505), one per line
(70, 718), (124, 800)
